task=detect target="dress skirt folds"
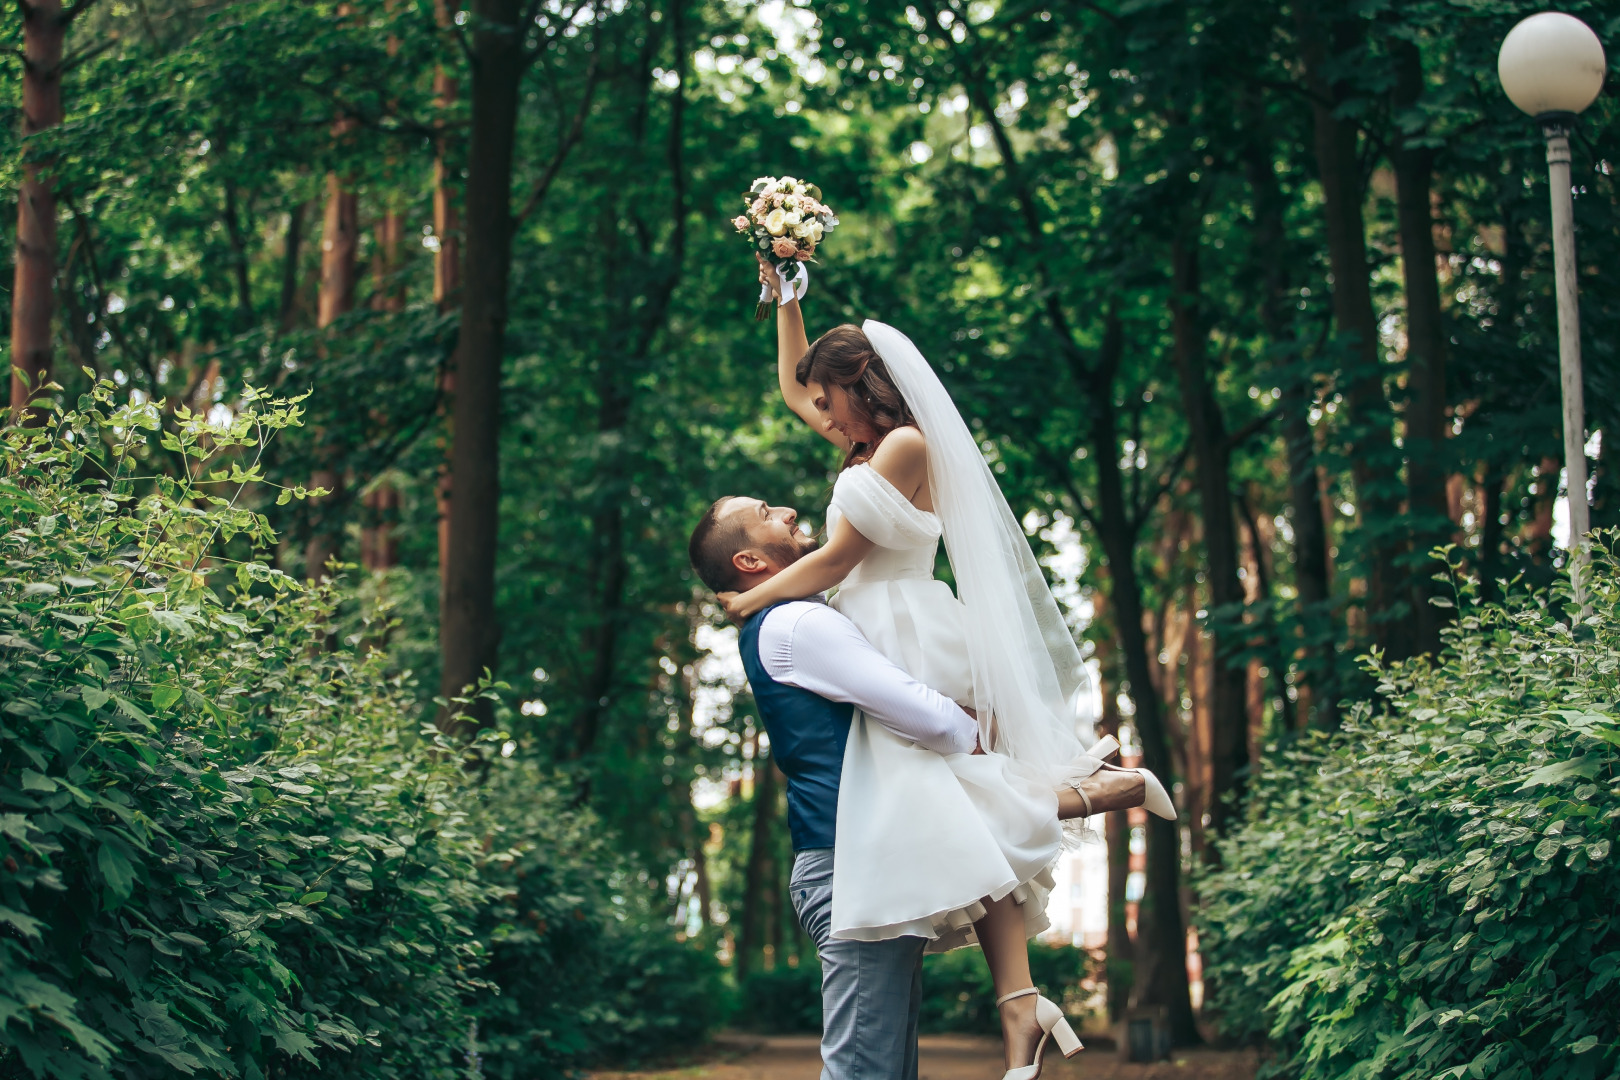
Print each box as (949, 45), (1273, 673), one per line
(825, 464), (1062, 952)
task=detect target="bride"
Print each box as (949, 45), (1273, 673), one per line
(720, 260), (1174, 1078)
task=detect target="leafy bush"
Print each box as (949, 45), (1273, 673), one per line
(0, 386), (721, 1080)
(0, 387), (494, 1079)
(730, 941), (1092, 1036)
(1199, 550), (1620, 1079)
(919, 943), (1092, 1035)
(732, 965), (823, 1033)
(473, 759), (728, 1077)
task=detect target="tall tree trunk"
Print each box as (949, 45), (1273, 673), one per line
(305, 160), (359, 579)
(361, 208), (404, 572)
(1168, 238), (1248, 841)
(1086, 316), (1198, 1045)
(1243, 128), (1336, 728)
(1296, 4), (1409, 662)
(737, 744), (777, 983)
(1392, 38), (1450, 656)
(278, 200), (307, 331)
(1477, 462), (1505, 603)
(11, 0), (65, 424)
(433, 0), (461, 601)
(439, 0), (524, 729)
(1092, 619), (1133, 1022)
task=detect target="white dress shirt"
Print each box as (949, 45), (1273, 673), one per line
(756, 600), (978, 756)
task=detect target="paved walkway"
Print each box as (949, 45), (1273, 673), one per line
(590, 1033), (1260, 1080)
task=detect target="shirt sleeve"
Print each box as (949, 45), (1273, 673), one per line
(757, 602), (978, 756)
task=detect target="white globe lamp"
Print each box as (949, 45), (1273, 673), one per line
(1498, 13), (1606, 118)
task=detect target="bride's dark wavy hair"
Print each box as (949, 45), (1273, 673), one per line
(796, 324), (915, 469)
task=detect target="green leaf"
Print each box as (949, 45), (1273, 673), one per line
(1517, 755), (1604, 790)
(1570, 1036), (1599, 1054)
(80, 686), (110, 711)
(150, 685), (183, 711)
(299, 891), (328, 905)
(97, 843), (135, 905)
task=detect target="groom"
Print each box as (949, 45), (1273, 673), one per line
(689, 494), (979, 1080)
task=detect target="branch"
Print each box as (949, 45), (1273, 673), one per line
(55, 34), (116, 76)
(1130, 444), (1190, 535)
(59, 0), (104, 23)
(1223, 408), (1279, 453)
(513, 54), (599, 225)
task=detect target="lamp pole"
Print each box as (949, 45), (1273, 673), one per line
(1542, 113), (1590, 604)
(1497, 13), (1606, 608)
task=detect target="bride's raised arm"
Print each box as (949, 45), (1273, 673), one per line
(759, 255), (851, 452)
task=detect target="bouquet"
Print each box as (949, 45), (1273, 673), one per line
(733, 175), (839, 320)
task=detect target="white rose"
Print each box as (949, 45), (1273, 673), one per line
(779, 175), (798, 189)
(765, 208), (788, 236)
(791, 221), (810, 238)
(784, 210), (802, 226)
(808, 220), (823, 242)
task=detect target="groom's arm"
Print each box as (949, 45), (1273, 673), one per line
(757, 602), (978, 756)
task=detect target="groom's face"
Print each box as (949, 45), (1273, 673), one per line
(721, 496), (818, 578)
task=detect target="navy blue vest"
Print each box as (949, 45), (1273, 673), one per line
(739, 602), (853, 851)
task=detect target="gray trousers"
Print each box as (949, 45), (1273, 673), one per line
(790, 848), (926, 1080)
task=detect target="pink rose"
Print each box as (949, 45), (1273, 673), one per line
(732, 215), (750, 232)
(794, 246), (813, 260)
(771, 237), (799, 258)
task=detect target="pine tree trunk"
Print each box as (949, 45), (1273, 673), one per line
(1169, 238), (1248, 842)
(11, 0), (65, 424)
(1089, 623), (1133, 1021)
(433, 0), (461, 601)
(1087, 316), (1198, 1045)
(439, 0), (524, 729)
(305, 161), (359, 579)
(361, 209), (404, 572)
(1392, 39), (1450, 656)
(1243, 130), (1336, 728)
(1296, 4), (1410, 662)
(737, 745), (777, 983)
(278, 200), (308, 331)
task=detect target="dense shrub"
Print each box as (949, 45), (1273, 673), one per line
(473, 760), (728, 1077)
(1199, 551), (1620, 1079)
(732, 941), (1093, 1035)
(0, 387), (721, 1080)
(0, 388), (494, 1079)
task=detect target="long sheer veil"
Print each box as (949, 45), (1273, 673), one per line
(862, 320), (1091, 777)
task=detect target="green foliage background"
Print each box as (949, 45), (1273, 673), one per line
(3, 0), (1620, 1074)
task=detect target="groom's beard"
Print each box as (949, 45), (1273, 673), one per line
(766, 530), (820, 569)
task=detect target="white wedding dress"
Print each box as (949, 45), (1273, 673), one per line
(826, 463), (1063, 952)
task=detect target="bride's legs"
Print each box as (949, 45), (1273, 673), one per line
(1054, 770), (1145, 819)
(974, 894), (1044, 1069)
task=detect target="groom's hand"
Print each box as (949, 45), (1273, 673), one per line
(962, 706), (987, 754)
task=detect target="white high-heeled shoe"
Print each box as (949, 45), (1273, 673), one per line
(1064, 735), (1177, 820)
(996, 986), (1083, 1079)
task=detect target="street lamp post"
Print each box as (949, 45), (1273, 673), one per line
(1498, 13), (1606, 606)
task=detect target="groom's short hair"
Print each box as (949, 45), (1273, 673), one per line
(689, 497), (749, 593)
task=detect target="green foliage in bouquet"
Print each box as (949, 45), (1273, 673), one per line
(1198, 549), (1620, 1079)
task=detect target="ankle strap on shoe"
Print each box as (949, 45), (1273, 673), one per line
(995, 986), (1039, 1007)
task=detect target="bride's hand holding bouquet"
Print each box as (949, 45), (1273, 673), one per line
(733, 175), (838, 320)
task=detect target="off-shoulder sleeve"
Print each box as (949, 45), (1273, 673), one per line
(829, 464), (942, 549)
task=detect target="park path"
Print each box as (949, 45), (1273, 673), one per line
(590, 1033), (1260, 1080)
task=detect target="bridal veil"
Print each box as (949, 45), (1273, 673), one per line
(861, 320), (1091, 777)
